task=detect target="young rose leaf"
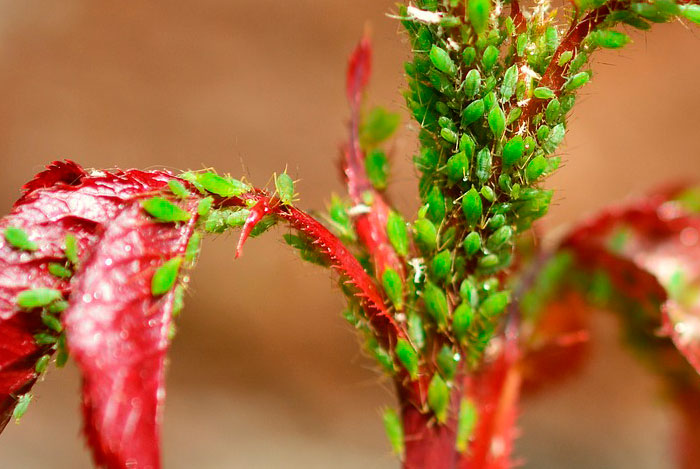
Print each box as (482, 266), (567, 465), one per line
(64, 200), (199, 469)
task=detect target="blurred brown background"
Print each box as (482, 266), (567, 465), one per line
(0, 1), (699, 467)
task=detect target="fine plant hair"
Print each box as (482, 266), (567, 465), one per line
(1, 1), (700, 468)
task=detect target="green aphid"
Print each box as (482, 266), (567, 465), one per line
(55, 333), (69, 368)
(516, 34), (527, 56)
(462, 47), (477, 66)
(459, 134), (476, 158)
(481, 45), (499, 71)
(526, 155), (548, 181)
(463, 69), (481, 99)
(468, 0), (491, 34)
(568, 51), (589, 73)
(395, 338), (419, 379)
(463, 231), (482, 257)
(34, 333), (57, 345)
(543, 123), (566, 154)
(226, 209), (251, 228)
(459, 278), (479, 307)
(498, 174), (512, 193)
(510, 183), (521, 199)
(204, 210), (227, 233)
(48, 262), (72, 279)
(151, 257), (183, 297)
(275, 172), (295, 205)
(429, 45), (457, 76)
(382, 408), (405, 456)
(439, 226), (457, 250)
(477, 253), (500, 270)
(414, 218), (438, 252)
(429, 70), (454, 96)
(382, 268), (404, 311)
(435, 101), (450, 116)
(185, 231), (202, 265)
(590, 30), (631, 49)
(502, 135), (524, 168)
(16, 288), (62, 309)
(456, 398), (478, 452)
(537, 125), (551, 143)
(680, 4), (700, 24)
(544, 26), (559, 55)
(453, 302), (474, 341)
(462, 100), (485, 126)
(480, 290), (510, 317)
(168, 179), (190, 199)
(441, 128), (458, 144)
(47, 300), (68, 314)
(480, 186), (495, 202)
(426, 187), (446, 224)
(533, 87), (555, 100)
(545, 98), (561, 124)
(423, 281), (448, 329)
(65, 234), (79, 266)
(386, 212), (409, 257)
(12, 394), (32, 422)
(475, 148), (492, 184)
(486, 213), (505, 230)
(557, 50), (573, 66)
(446, 151), (470, 184)
(565, 72), (591, 91)
(172, 285), (185, 317)
(179, 171), (207, 194)
(407, 313), (426, 350)
(486, 225), (513, 251)
(488, 106), (506, 138)
(501, 65), (518, 100)
(461, 187), (483, 228)
(523, 135), (537, 155)
(359, 107), (401, 147)
(142, 197), (191, 223)
(197, 197), (214, 217)
(197, 172), (248, 198)
(4, 227), (37, 252)
(438, 116), (456, 131)
(436, 345), (459, 381)
(428, 373), (450, 424)
(483, 91), (497, 111)
(416, 147), (440, 171)
(365, 149), (390, 191)
(431, 250), (452, 282)
(250, 216), (277, 237)
(441, 14), (461, 27)
(41, 310), (62, 333)
(35, 354), (51, 374)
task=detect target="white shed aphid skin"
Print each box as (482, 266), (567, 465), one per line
(520, 65), (542, 81)
(347, 204), (372, 216)
(408, 257), (427, 283)
(406, 6), (443, 23)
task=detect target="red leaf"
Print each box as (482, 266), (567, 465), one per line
(65, 201), (198, 469)
(346, 35), (372, 108)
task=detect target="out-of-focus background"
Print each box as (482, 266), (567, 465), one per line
(0, 1), (699, 467)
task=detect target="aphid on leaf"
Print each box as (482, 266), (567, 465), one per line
(366, 149), (390, 190)
(480, 186), (495, 202)
(429, 45), (457, 76)
(168, 179), (190, 199)
(440, 127), (458, 144)
(480, 290), (510, 317)
(48, 262), (72, 279)
(431, 250), (452, 282)
(461, 187), (483, 228)
(275, 172), (295, 205)
(35, 354), (51, 374)
(565, 71), (591, 91)
(525, 154), (547, 181)
(41, 310), (63, 333)
(34, 333), (57, 345)
(198, 197), (214, 217)
(475, 147), (492, 184)
(413, 218), (438, 252)
(48, 300), (68, 314)
(501, 65), (518, 100)
(423, 281), (448, 329)
(488, 105), (506, 138)
(456, 398), (478, 452)
(463, 231), (481, 257)
(407, 313), (426, 350)
(387, 211), (409, 257)
(142, 197), (191, 223)
(395, 338), (419, 380)
(502, 135), (524, 168)
(151, 257), (183, 297)
(55, 334), (68, 368)
(12, 394), (32, 422)
(558, 50), (573, 66)
(486, 225), (513, 250)
(481, 45), (499, 71)
(436, 345), (459, 381)
(428, 373), (450, 424)
(4, 227), (37, 252)
(533, 87), (555, 100)
(468, 0), (490, 34)
(64, 234), (79, 265)
(459, 133), (476, 158)
(382, 408), (405, 456)
(462, 99), (485, 126)
(198, 172), (249, 198)
(446, 151), (469, 183)
(453, 302), (474, 342)
(382, 268), (404, 311)
(185, 231), (202, 265)
(16, 288), (62, 309)
(463, 69), (481, 99)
